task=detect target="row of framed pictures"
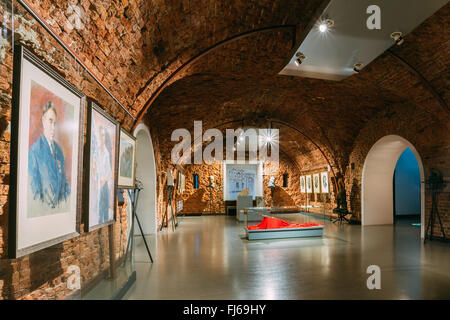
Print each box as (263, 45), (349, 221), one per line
(300, 172), (329, 194)
(9, 45), (137, 258)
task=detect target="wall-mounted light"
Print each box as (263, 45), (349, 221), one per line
(294, 52), (306, 66)
(353, 62), (363, 73)
(390, 31), (404, 46)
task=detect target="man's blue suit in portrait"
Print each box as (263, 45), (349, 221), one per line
(28, 101), (70, 212)
(28, 136), (70, 208)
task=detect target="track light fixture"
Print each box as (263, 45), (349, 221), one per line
(294, 52), (306, 66)
(390, 31), (404, 46)
(353, 62), (363, 73)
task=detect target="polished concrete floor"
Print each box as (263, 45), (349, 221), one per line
(124, 214), (450, 300)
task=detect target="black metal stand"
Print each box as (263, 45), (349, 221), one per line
(424, 189), (446, 242)
(207, 185), (214, 214)
(160, 185), (177, 231)
(123, 187), (153, 265)
(332, 208), (350, 224)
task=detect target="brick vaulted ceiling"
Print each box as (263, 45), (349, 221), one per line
(28, 0), (449, 170)
(145, 2), (449, 171)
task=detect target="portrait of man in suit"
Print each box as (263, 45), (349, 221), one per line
(28, 101), (70, 213)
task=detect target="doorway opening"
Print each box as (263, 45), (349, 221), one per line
(362, 135), (425, 238)
(133, 123), (158, 235)
(393, 148), (421, 226)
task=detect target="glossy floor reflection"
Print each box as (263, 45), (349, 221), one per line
(124, 214), (450, 300)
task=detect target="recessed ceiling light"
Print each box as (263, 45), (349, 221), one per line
(294, 52), (306, 66)
(390, 31), (404, 45)
(353, 62), (363, 73)
(318, 18), (334, 33)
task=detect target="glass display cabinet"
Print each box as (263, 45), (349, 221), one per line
(243, 207), (324, 241)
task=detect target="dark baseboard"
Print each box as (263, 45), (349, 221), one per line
(300, 210), (333, 221)
(180, 212), (226, 216)
(112, 270), (136, 300)
(65, 256), (128, 300)
(395, 214), (421, 219)
(424, 235), (449, 243)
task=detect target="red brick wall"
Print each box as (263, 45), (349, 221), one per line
(171, 150), (336, 216)
(0, 4), (133, 300)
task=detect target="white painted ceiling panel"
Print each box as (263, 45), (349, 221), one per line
(279, 0), (448, 81)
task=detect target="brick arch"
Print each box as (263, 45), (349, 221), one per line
(345, 100), (448, 228)
(361, 135), (425, 236)
(131, 25), (298, 130)
(168, 117), (337, 174)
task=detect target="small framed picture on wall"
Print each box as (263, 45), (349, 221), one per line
(321, 172), (329, 193)
(300, 176), (306, 193)
(313, 173), (320, 193)
(118, 128), (137, 188)
(306, 175), (312, 193)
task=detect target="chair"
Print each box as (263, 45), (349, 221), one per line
(332, 208), (351, 224)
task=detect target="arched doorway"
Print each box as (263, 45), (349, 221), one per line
(133, 123), (157, 235)
(361, 135), (425, 238)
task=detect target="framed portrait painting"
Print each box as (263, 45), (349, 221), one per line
(300, 176), (306, 193)
(313, 173), (320, 193)
(306, 175), (312, 193)
(85, 102), (119, 232)
(321, 172), (329, 193)
(118, 129), (136, 188)
(9, 45), (85, 258)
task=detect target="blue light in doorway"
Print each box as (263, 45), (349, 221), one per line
(411, 223), (421, 227)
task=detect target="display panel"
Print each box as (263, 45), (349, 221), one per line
(225, 163), (257, 200)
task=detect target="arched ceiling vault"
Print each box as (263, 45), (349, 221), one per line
(144, 3), (449, 171)
(26, 0), (449, 168)
(170, 119), (327, 182)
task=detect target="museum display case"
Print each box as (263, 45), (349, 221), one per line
(243, 207), (324, 240)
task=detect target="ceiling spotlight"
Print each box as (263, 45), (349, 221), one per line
(294, 52), (306, 66)
(390, 31), (404, 45)
(353, 62), (363, 73)
(318, 18), (334, 33)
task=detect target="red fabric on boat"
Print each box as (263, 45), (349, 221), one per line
(247, 216), (322, 230)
